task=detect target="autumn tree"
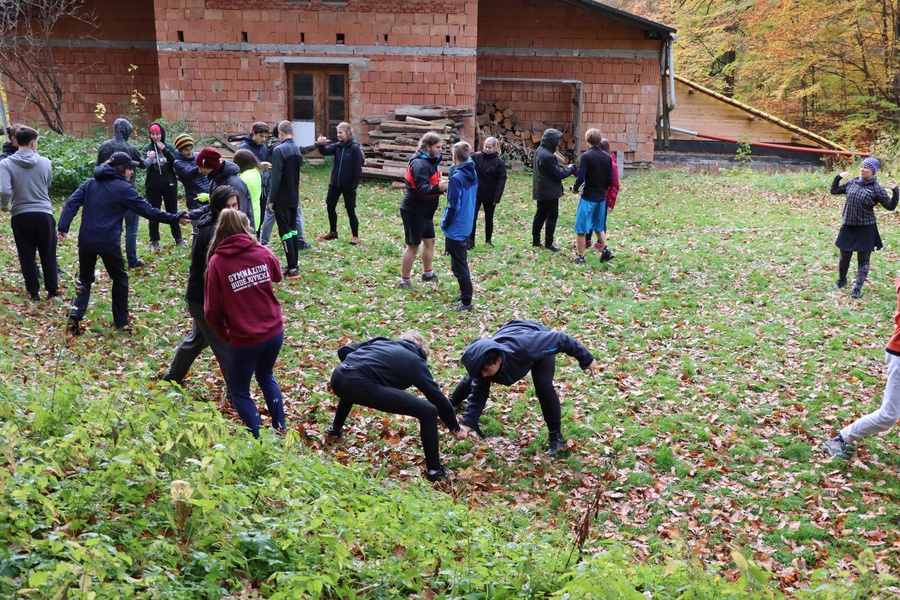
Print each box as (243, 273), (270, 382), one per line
(0, 0), (97, 133)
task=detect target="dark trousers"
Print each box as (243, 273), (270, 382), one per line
(165, 300), (232, 393)
(532, 198), (559, 247)
(227, 330), (285, 438)
(11, 212), (59, 299)
(71, 246), (129, 327)
(839, 250), (871, 289)
(325, 184), (359, 237)
(470, 199), (496, 243)
(274, 202), (299, 270)
(330, 366), (444, 470)
(445, 238), (472, 305)
(452, 355), (561, 433)
(146, 186), (181, 242)
(123, 210), (139, 266)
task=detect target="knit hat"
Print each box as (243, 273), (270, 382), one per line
(173, 133), (194, 151)
(108, 152), (139, 167)
(149, 123), (162, 135)
(862, 157), (880, 174)
(195, 147), (222, 169)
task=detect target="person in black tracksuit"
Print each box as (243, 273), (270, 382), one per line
(469, 136), (507, 248)
(532, 129), (576, 252)
(325, 331), (463, 482)
(316, 122), (364, 244)
(142, 122), (184, 248)
(451, 320), (599, 456)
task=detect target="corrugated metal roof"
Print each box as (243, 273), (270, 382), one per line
(556, 0), (677, 35)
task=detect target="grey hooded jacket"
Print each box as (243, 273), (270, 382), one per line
(0, 148), (53, 217)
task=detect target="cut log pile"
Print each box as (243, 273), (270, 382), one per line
(476, 100), (576, 167)
(360, 105), (472, 182)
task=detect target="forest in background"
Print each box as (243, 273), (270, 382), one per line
(612, 0), (900, 148)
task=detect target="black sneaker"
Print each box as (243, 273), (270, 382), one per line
(546, 245), (560, 253)
(834, 279), (847, 289)
(176, 238), (188, 248)
(600, 248), (615, 263)
(851, 286), (862, 299)
(325, 426), (343, 439)
(573, 255), (585, 265)
(67, 316), (82, 336)
(129, 260), (146, 269)
(531, 242), (542, 248)
(452, 301), (473, 312)
(421, 272), (437, 282)
(547, 431), (566, 457)
(29, 294), (40, 302)
(285, 268), (300, 279)
(425, 465), (449, 482)
(150, 241), (160, 251)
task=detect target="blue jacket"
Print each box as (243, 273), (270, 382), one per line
(459, 320), (595, 428)
(318, 139), (363, 189)
(58, 164), (185, 252)
(440, 159), (478, 241)
(172, 151), (209, 202)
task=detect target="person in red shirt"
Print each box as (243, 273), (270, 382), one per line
(824, 276), (900, 458)
(204, 209), (286, 437)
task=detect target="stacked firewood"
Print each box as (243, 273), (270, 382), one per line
(360, 105), (471, 182)
(476, 100), (575, 167)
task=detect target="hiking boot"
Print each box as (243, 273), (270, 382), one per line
(425, 465), (450, 482)
(452, 301), (473, 312)
(600, 248), (615, 263)
(851, 286), (862, 299)
(399, 280), (416, 290)
(822, 436), (851, 459)
(325, 426), (343, 439)
(285, 268), (301, 279)
(545, 245), (560, 253)
(67, 316), (82, 336)
(573, 255), (586, 265)
(318, 231), (338, 241)
(547, 431), (566, 457)
(129, 260), (146, 269)
(421, 272), (437, 282)
(834, 278), (847, 289)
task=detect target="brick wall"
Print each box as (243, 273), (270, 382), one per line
(477, 0), (664, 162)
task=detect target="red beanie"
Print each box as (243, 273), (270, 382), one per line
(195, 147), (222, 169)
(149, 123), (162, 135)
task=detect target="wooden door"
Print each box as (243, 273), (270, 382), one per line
(287, 67), (349, 140)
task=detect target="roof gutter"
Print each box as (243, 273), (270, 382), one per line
(670, 126), (869, 158)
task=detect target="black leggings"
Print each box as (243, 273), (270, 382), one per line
(325, 185), (359, 237)
(146, 186), (181, 242)
(532, 198), (559, 247)
(470, 199), (496, 243)
(839, 250), (871, 289)
(330, 367), (444, 470)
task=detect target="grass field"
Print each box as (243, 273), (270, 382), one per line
(1, 163), (899, 598)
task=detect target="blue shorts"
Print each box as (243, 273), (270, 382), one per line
(574, 198), (606, 235)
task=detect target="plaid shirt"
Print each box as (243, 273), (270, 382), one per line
(832, 175), (899, 226)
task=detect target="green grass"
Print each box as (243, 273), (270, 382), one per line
(1, 164), (899, 598)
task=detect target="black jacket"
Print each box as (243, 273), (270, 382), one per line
(573, 145), (613, 202)
(173, 151), (209, 202)
(459, 320), (595, 428)
(0, 141), (16, 162)
(185, 211), (217, 304)
(269, 137), (303, 208)
(336, 337), (459, 431)
(318, 139), (363, 189)
(532, 129), (575, 201)
(402, 150), (443, 214)
(472, 151), (507, 205)
(208, 160), (254, 229)
(96, 118), (145, 185)
(141, 121), (178, 191)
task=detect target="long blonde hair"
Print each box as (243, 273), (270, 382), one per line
(206, 209), (257, 264)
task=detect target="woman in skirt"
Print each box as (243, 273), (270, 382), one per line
(831, 157), (898, 298)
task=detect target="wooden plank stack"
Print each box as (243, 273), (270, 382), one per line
(476, 100), (575, 167)
(360, 105), (472, 182)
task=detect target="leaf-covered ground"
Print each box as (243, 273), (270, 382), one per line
(2, 165), (899, 595)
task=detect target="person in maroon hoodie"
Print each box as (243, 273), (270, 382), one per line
(204, 209), (286, 437)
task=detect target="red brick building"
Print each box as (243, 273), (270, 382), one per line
(4, 0), (675, 163)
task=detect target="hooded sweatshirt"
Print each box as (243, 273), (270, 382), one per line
(204, 233), (283, 348)
(532, 129), (576, 201)
(458, 320), (595, 428)
(141, 121), (178, 191)
(402, 150), (443, 214)
(96, 118), (145, 185)
(209, 160), (254, 229)
(0, 148), (53, 216)
(58, 164), (185, 252)
(0, 141), (16, 162)
(440, 159), (478, 241)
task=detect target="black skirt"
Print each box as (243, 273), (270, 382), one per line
(835, 223), (883, 252)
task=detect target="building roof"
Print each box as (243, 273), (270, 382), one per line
(675, 75), (847, 151)
(558, 0), (676, 36)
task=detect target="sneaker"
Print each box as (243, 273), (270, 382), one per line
(129, 260), (146, 269)
(822, 436), (851, 459)
(48, 295), (65, 304)
(325, 426), (343, 439)
(532, 241), (542, 248)
(573, 255), (586, 264)
(285, 268), (300, 279)
(545, 245), (560, 253)
(150, 241), (160, 251)
(834, 278), (847, 289)
(317, 231), (338, 241)
(453, 301), (473, 312)
(851, 286), (862, 299)
(399, 279), (416, 290)
(349, 237), (360, 246)
(547, 431), (566, 457)
(29, 294), (40, 302)
(600, 248), (615, 263)
(175, 238), (188, 248)
(297, 240), (312, 251)
(66, 316), (82, 336)
(425, 465), (450, 483)
(421, 272), (437, 282)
